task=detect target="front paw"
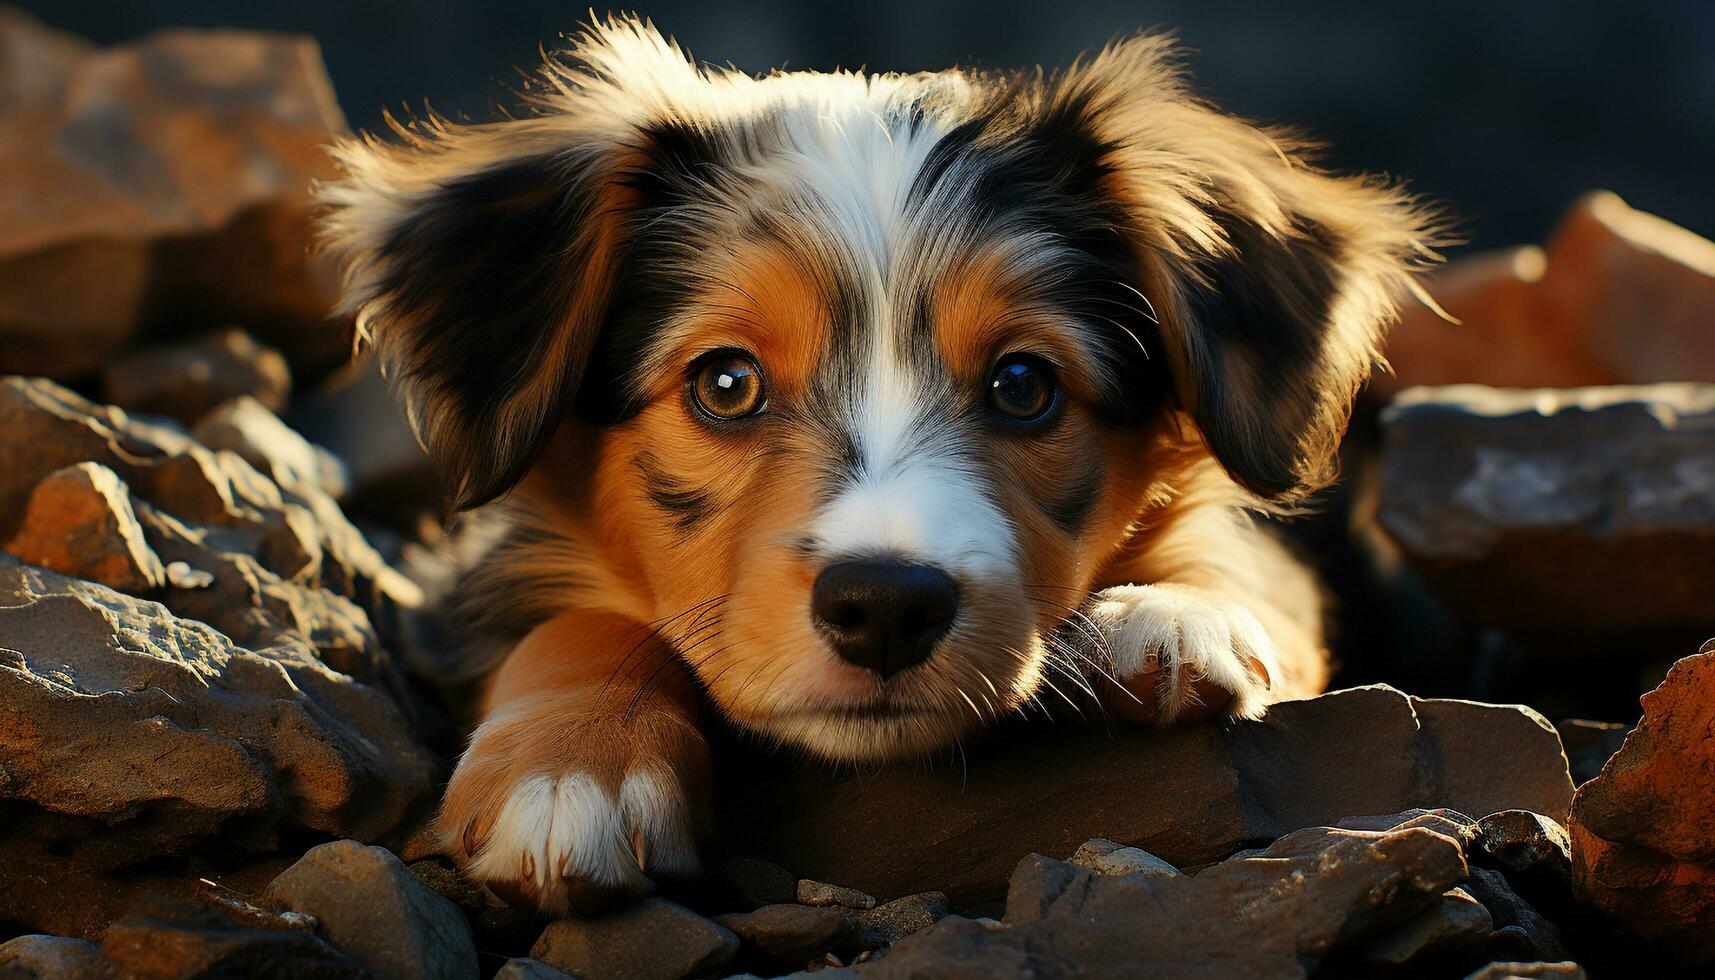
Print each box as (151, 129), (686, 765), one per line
(438, 701), (710, 915)
(1086, 583), (1279, 725)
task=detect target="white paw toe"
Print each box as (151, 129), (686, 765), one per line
(466, 768), (698, 914)
(1089, 583), (1279, 722)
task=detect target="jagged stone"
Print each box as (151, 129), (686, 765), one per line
(0, 558), (437, 929)
(102, 330), (292, 426)
(3, 462), (166, 594)
(192, 395), (348, 500)
(1571, 650), (1715, 964)
(852, 811), (1475, 979)
(0, 11), (347, 380)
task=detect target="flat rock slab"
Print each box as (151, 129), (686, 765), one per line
(1377, 383), (1715, 642)
(717, 685), (1572, 905)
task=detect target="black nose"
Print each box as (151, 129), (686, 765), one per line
(811, 560), (958, 678)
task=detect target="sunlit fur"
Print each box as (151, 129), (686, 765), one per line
(318, 17), (1440, 911)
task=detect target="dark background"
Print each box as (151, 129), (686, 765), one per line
(20, 0), (1715, 255)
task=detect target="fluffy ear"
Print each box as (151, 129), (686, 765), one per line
(1060, 36), (1443, 502)
(317, 115), (634, 511)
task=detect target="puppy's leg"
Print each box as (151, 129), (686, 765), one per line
(1087, 496), (1329, 725)
(438, 611), (709, 915)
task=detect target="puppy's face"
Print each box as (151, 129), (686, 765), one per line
(321, 22), (1435, 761)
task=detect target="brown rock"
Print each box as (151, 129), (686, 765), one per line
(1068, 838), (1181, 879)
(1361, 886), (1493, 964)
(853, 810), (1475, 979)
(0, 557), (437, 929)
(1377, 383), (1715, 646)
(718, 686), (1572, 906)
(0, 11), (347, 380)
(4, 461), (165, 594)
(1571, 650), (1715, 964)
(101, 330), (291, 425)
(715, 903), (857, 963)
(853, 892), (948, 948)
(265, 840), (477, 980)
(192, 395), (348, 499)
(0, 935), (111, 979)
(0, 377), (420, 627)
(98, 897), (362, 980)
(1380, 191), (1715, 396)
(796, 879), (876, 910)
(530, 898), (739, 980)
(1475, 811), (1572, 891)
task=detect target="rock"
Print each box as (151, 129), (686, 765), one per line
(98, 897), (363, 980)
(530, 898), (739, 980)
(0, 935), (110, 979)
(192, 395), (349, 499)
(718, 685), (1573, 906)
(102, 330), (292, 425)
(1464, 867), (1568, 962)
(853, 892), (949, 947)
(1377, 383), (1715, 646)
(796, 879), (876, 910)
(3, 461), (166, 594)
(1361, 886), (1493, 964)
(495, 959), (576, 980)
(0, 377), (421, 646)
(266, 840), (477, 980)
(408, 857), (540, 953)
(0, 11), (347, 381)
(0, 557), (436, 930)
(851, 811), (1475, 978)
(714, 857), (798, 909)
(1556, 720), (1632, 785)
(1380, 191), (1715, 396)
(716, 904), (857, 963)
(1464, 962), (1587, 980)
(1069, 838), (1181, 879)
(1476, 811), (1572, 893)
(1571, 650), (1715, 964)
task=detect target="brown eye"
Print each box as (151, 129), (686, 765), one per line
(691, 351), (766, 420)
(987, 355), (1057, 423)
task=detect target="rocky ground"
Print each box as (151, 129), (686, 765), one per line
(1, 9), (1713, 980)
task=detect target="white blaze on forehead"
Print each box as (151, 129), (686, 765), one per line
(812, 343), (1017, 579)
(765, 84), (1019, 582)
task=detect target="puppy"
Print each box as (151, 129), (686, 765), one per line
(318, 18), (1439, 914)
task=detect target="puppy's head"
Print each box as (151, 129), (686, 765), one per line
(321, 21), (1438, 761)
